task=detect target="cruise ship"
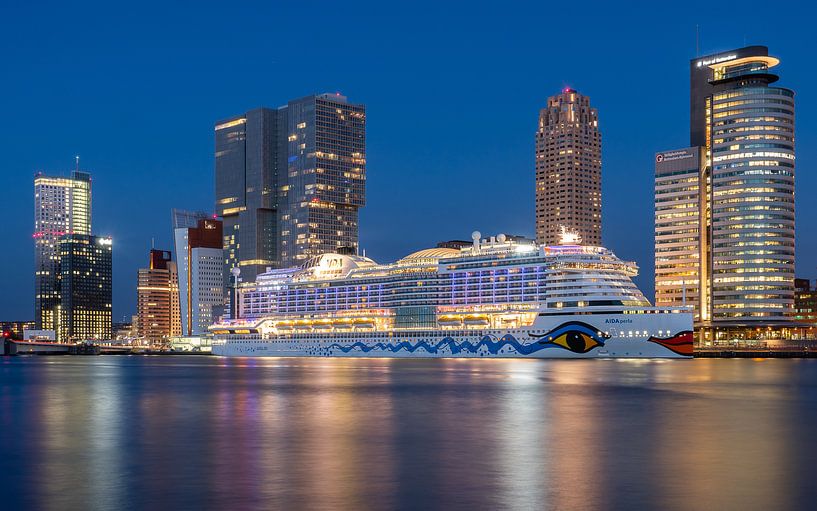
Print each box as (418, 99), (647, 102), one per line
(211, 232), (693, 358)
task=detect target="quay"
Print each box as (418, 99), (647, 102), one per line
(1, 339), (201, 356)
(695, 349), (817, 358)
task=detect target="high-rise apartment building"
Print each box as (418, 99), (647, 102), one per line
(136, 249), (181, 343)
(535, 88), (601, 246)
(57, 234), (112, 341)
(214, 93), (366, 297)
(174, 218), (224, 335)
(655, 46), (795, 338)
(34, 170), (91, 331)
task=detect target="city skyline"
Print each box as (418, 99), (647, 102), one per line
(2, 1), (816, 320)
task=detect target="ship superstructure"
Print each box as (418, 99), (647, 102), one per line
(212, 232), (693, 358)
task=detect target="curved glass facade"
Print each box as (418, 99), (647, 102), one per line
(709, 77), (795, 321)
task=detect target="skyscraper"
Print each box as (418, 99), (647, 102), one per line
(34, 169), (91, 331)
(278, 93), (366, 265)
(655, 46), (795, 339)
(136, 249), (181, 343)
(215, 109), (280, 290)
(535, 88), (601, 246)
(214, 93), (366, 295)
(57, 234), (112, 341)
(174, 218), (224, 335)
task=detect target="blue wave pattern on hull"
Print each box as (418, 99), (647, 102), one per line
(328, 334), (553, 356)
(325, 321), (607, 356)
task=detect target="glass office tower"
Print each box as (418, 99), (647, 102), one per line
(214, 93), (366, 317)
(57, 234), (112, 341)
(34, 170), (92, 331)
(279, 93), (366, 264)
(655, 46), (796, 341)
(694, 46), (795, 325)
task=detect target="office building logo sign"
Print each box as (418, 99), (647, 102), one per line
(696, 54), (737, 67)
(656, 151), (693, 163)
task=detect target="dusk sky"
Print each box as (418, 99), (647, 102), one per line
(2, 0), (815, 321)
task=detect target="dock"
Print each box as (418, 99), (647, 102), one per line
(695, 349), (817, 358)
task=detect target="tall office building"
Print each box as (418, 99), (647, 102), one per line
(278, 93), (366, 264)
(174, 218), (224, 335)
(535, 88), (601, 246)
(214, 93), (366, 297)
(57, 234), (112, 341)
(33, 170), (91, 331)
(136, 249), (181, 343)
(215, 109), (280, 291)
(655, 46), (795, 338)
(654, 147), (705, 320)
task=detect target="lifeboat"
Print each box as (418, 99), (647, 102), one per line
(294, 320), (312, 331)
(352, 318), (375, 328)
(313, 321), (333, 330)
(437, 315), (463, 326)
(463, 314), (490, 326)
(275, 321), (294, 331)
(332, 318), (354, 328)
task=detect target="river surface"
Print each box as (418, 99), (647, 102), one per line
(2, 356), (816, 510)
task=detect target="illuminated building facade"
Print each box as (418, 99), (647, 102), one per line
(136, 249), (181, 343)
(57, 234), (112, 341)
(695, 46), (795, 325)
(655, 46), (796, 340)
(654, 147), (705, 320)
(215, 109), (280, 291)
(34, 170), (91, 331)
(215, 94), (366, 316)
(535, 88), (601, 246)
(794, 279), (817, 323)
(174, 218), (224, 335)
(278, 93), (366, 265)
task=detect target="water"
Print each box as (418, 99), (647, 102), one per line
(2, 356), (816, 511)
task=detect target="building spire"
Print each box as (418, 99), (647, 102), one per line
(75, 155), (80, 172)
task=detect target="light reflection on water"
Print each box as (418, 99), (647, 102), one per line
(2, 357), (816, 510)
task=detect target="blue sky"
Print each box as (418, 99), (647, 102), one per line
(1, 0), (815, 320)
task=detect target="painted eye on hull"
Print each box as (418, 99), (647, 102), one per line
(532, 322), (607, 354)
(548, 331), (601, 353)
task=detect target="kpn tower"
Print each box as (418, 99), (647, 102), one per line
(655, 46), (796, 343)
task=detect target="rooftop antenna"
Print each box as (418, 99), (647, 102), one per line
(75, 155), (80, 172)
(695, 25), (700, 57)
(151, 237), (155, 249)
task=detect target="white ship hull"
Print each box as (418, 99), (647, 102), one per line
(212, 312), (693, 359)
